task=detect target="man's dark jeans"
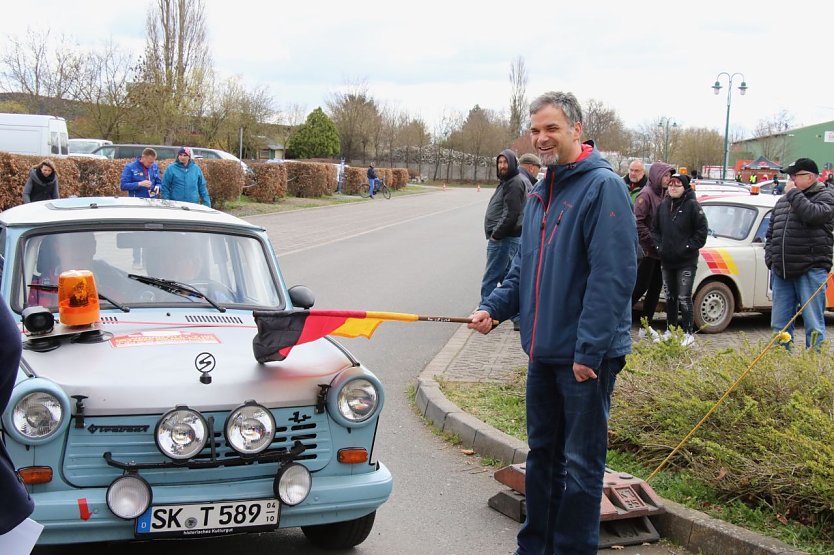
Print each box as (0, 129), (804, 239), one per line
(516, 357), (625, 555)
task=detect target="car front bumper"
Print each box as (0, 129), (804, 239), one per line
(33, 462), (392, 545)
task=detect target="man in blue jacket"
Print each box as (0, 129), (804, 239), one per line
(120, 147), (161, 199)
(161, 146), (211, 207)
(470, 91), (637, 555)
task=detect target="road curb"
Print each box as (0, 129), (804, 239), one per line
(415, 324), (807, 555)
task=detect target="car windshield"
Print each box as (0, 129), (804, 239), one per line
(68, 140), (102, 154)
(701, 204), (758, 240)
(18, 229), (282, 310)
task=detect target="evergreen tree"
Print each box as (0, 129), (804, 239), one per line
(287, 107), (341, 159)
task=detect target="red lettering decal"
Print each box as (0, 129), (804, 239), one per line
(78, 498), (92, 520)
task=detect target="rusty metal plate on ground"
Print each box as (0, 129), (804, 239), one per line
(493, 465), (665, 522)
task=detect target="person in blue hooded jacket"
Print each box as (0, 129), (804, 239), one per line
(161, 146), (211, 207)
(470, 91), (637, 555)
(0, 296), (36, 538)
(120, 148), (162, 199)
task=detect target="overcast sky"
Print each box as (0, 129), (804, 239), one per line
(3, 0), (833, 138)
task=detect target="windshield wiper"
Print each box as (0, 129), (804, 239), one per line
(128, 274), (225, 313)
(27, 283), (130, 313)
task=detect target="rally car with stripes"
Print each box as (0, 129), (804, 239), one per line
(691, 192), (834, 333)
(0, 197), (392, 548)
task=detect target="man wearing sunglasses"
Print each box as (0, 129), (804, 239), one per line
(765, 158), (834, 350)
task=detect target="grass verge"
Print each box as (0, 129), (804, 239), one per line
(439, 341), (834, 555)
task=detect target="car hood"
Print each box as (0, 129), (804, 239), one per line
(20, 311), (355, 415)
(703, 236), (741, 249)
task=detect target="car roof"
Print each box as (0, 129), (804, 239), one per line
(698, 193), (779, 208)
(0, 197), (263, 231)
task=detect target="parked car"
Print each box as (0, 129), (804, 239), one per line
(689, 193), (834, 332)
(191, 147), (253, 176)
(68, 138), (112, 155)
(92, 144), (179, 160)
(1, 197), (392, 548)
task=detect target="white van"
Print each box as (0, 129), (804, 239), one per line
(0, 113), (69, 156)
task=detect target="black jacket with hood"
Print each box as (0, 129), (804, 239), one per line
(765, 182), (834, 279)
(651, 187), (708, 269)
(484, 149), (527, 240)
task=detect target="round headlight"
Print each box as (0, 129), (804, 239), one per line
(274, 463), (311, 506)
(107, 474), (152, 519)
(337, 379), (379, 423)
(13, 392), (63, 439)
(155, 408), (208, 460)
(225, 402), (275, 455)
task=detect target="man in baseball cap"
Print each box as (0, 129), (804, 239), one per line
(781, 157), (819, 177)
(767, 156), (834, 350)
(517, 152), (542, 192)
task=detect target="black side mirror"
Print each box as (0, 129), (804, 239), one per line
(288, 285), (315, 309)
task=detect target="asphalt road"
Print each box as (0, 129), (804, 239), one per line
(34, 188), (690, 555)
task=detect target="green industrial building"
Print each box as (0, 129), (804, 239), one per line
(732, 120), (834, 174)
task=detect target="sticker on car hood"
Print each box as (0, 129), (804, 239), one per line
(111, 331), (221, 347)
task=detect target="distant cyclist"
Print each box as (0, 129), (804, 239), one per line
(367, 164), (378, 199)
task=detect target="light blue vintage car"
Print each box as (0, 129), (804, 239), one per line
(0, 197), (392, 547)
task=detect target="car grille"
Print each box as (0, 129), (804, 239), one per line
(63, 407), (331, 487)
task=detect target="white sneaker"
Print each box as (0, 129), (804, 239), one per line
(681, 333), (695, 347)
(638, 327), (661, 342)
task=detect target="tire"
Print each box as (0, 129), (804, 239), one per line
(693, 280), (735, 333)
(359, 183), (370, 198)
(381, 185), (391, 199)
(301, 511), (376, 550)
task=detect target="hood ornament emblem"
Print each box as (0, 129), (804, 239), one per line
(195, 352), (216, 384)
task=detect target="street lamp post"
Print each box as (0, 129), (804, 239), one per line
(712, 72), (748, 180)
(658, 117), (677, 162)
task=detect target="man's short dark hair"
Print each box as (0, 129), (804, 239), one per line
(142, 148), (157, 158)
(529, 91), (583, 127)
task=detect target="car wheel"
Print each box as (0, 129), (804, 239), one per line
(301, 511), (375, 549)
(694, 281), (735, 333)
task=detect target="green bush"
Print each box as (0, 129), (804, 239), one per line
(611, 335), (834, 522)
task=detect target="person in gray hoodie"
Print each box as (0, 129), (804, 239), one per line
(480, 149), (527, 329)
(22, 159), (60, 203)
(632, 161), (675, 335)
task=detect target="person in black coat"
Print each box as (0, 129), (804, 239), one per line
(22, 159), (60, 203)
(651, 173), (708, 345)
(0, 296), (35, 536)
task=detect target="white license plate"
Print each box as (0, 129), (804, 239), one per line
(135, 498), (279, 537)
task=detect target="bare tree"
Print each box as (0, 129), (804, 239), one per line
(583, 99), (629, 152)
(753, 110), (795, 161)
(136, 0), (212, 144)
(325, 81), (380, 162)
(508, 56), (528, 138)
(0, 28), (83, 113)
(72, 41), (134, 139)
(675, 127), (724, 177)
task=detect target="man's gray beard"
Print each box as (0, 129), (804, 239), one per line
(539, 151), (558, 165)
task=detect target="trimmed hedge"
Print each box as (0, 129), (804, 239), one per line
(0, 154), (244, 210)
(248, 162), (288, 203)
(0, 153), (410, 209)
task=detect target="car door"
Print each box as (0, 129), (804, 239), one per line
(751, 210), (772, 307)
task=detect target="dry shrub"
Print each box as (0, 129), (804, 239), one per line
(611, 337), (834, 523)
(74, 159), (123, 197)
(286, 161), (329, 197)
(343, 167), (365, 195)
(391, 168), (409, 190)
(248, 162), (287, 203)
(323, 163), (338, 193)
(0, 153), (82, 210)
